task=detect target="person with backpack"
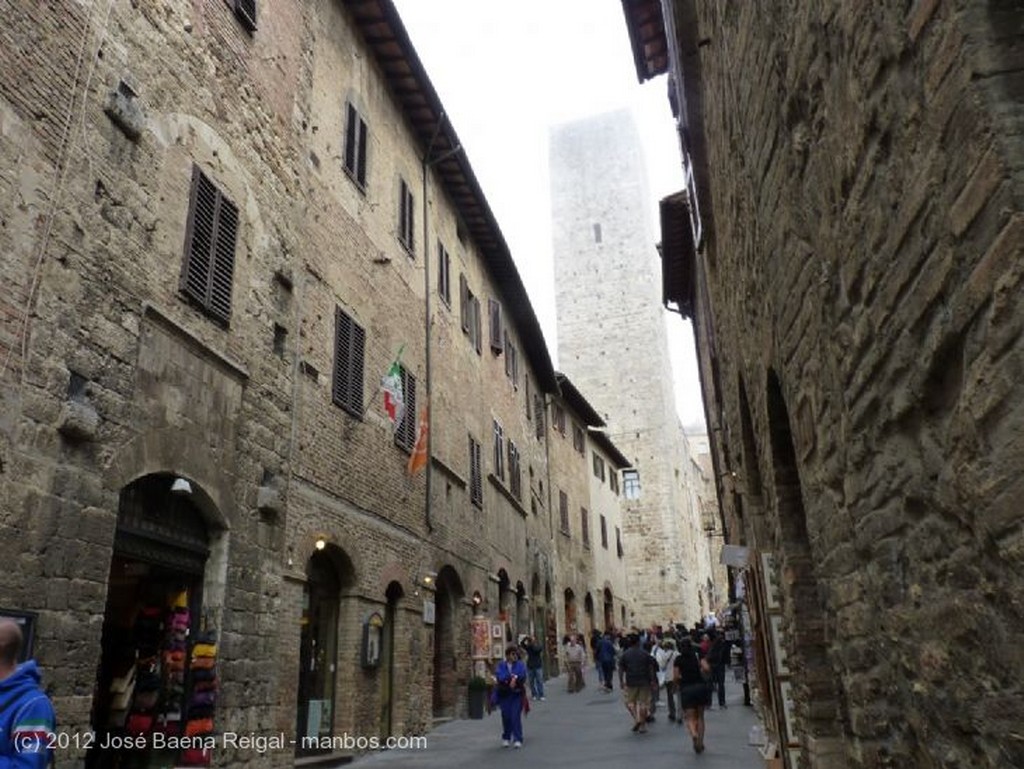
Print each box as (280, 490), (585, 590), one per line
(0, 619), (56, 769)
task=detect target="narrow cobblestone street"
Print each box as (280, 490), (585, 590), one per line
(355, 671), (762, 768)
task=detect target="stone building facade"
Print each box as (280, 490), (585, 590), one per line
(547, 373), (632, 640)
(0, 2), (631, 768)
(624, 0), (1024, 767)
(550, 110), (714, 626)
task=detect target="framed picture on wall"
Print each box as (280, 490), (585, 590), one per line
(769, 614), (790, 676)
(761, 552), (781, 610)
(491, 641), (504, 660)
(491, 622), (504, 639)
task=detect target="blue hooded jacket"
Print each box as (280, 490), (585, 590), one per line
(0, 661), (55, 769)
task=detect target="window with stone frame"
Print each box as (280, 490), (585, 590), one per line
(331, 307), (365, 419)
(616, 526), (624, 558)
(572, 423), (585, 454)
(580, 507), (590, 548)
(460, 274), (482, 354)
(534, 394), (545, 439)
(489, 298), (504, 353)
(398, 177), (414, 254)
(593, 452), (606, 482)
(180, 165), (238, 325)
(492, 420), (505, 481)
(437, 241), (451, 307)
(600, 515), (608, 549)
(344, 102), (368, 189)
(552, 404), (566, 435)
(508, 439), (522, 501)
(504, 332), (519, 388)
(623, 469), (640, 499)
(610, 469), (620, 495)
(559, 490), (569, 535)
(469, 435), (483, 508)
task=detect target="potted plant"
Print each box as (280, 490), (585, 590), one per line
(467, 676), (490, 719)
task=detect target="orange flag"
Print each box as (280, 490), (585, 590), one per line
(407, 405), (429, 475)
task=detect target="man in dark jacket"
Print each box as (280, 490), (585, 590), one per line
(519, 635), (545, 701)
(618, 634), (656, 733)
(0, 619), (56, 769)
(707, 631), (732, 708)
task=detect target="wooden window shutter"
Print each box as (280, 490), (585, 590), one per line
(344, 104), (357, 177)
(504, 332), (511, 377)
(332, 308), (365, 418)
(473, 297), (482, 354)
(460, 274), (469, 333)
(181, 165), (238, 325)
(394, 367), (416, 452)
(232, 0), (257, 32)
(399, 179), (408, 247)
(489, 299), (503, 352)
(357, 118), (367, 186)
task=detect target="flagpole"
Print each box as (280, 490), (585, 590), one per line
(423, 112), (462, 534)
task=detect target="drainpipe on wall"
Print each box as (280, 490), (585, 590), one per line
(421, 112), (461, 535)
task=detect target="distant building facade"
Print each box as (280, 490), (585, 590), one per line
(549, 110), (715, 625)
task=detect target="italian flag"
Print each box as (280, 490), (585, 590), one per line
(381, 357), (405, 429)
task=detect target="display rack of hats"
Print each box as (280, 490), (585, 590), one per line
(181, 630), (218, 766)
(123, 604), (165, 736)
(156, 592), (190, 738)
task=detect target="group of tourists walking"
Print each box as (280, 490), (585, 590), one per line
(489, 622), (736, 755)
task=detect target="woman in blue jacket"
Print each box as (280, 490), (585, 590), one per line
(0, 620), (56, 769)
(494, 645), (528, 748)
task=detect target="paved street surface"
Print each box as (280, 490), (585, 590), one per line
(354, 669), (763, 768)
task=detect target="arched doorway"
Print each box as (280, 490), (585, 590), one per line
(432, 565), (465, 718)
(564, 588), (577, 636)
(766, 370), (841, 752)
(515, 581), (528, 639)
(544, 582), (558, 676)
(89, 473), (220, 769)
(380, 581), (404, 738)
(497, 569), (511, 632)
(583, 592), (595, 640)
(296, 544), (355, 756)
(603, 587), (614, 631)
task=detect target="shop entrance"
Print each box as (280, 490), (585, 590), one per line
(295, 550), (341, 756)
(87, 474), (212, 769)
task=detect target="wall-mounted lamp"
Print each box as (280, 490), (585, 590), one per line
(471, 591), (483, 606)
(421, 571), (438, 587)
(170, 477), (193, 495)
(314, 536), (327, 551)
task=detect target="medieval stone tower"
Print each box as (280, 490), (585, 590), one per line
(549, 109), (711, 626)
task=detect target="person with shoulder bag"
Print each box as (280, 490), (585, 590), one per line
(655, 637), (679, 722)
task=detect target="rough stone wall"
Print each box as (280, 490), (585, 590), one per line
(0, 0), (563, 765)
(688, 1), (1024, 766)
(550, 109), (711, 626)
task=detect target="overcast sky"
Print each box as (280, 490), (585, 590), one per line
(392, 0), (706, 431)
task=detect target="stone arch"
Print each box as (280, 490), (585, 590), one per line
(432, 564), (465, 718)
(766, 369), (841, 748)
(564, 588), (577, 636)
(603, 586), (614, 631)
(583, 592), (595, 639)
(738, 375), (767, 548)
(295, 543), (357, 755)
